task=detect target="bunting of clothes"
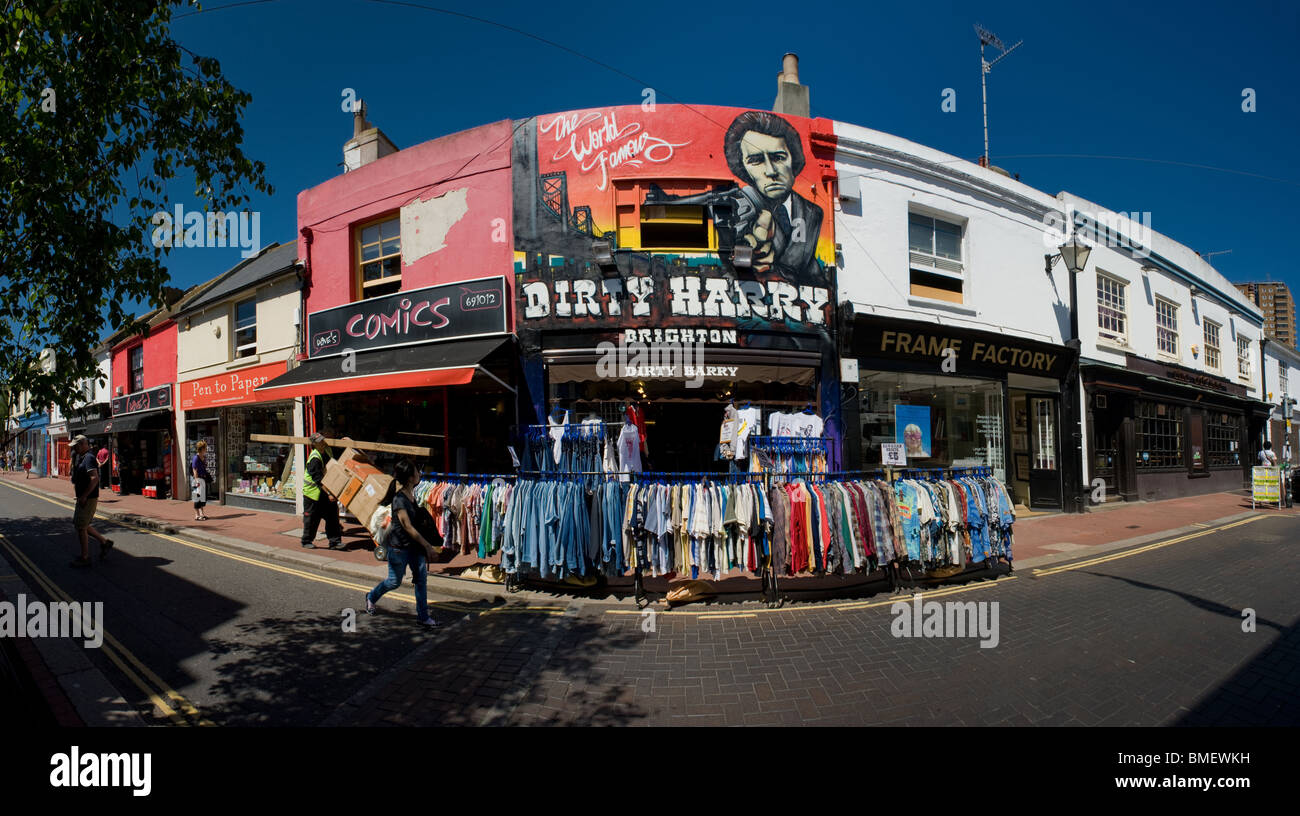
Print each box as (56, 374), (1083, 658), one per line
(413, 477), (514, 558)
(434, 471), (1015, 583)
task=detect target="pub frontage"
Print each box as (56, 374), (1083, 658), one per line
(1083, 356), (1267, 502)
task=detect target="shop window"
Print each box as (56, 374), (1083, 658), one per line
(129, 345), (144, 392)
(1155, 297), (1178, 356)
(1096, 272), (1127, 343)
(857, 371), (1005, 481)
(1206, 412), (1241, 468)
(1237, 336), (1251, 380)
(613, 180), (720, 251)
(357, 216), (401, 300)
(1136, 401), (1182, 468)
(234, 298), (257, 358)
(1203, 320), (1221, 371)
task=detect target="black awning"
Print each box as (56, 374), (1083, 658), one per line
(254, 336), (513, 400)
(94, 409), (172, 434)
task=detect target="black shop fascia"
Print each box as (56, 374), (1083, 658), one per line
(843, 314), (1076, 511)
(515, 256), (842, 472)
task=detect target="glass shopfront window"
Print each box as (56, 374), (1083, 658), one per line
(225, 404), (294, 499)
(858, 372), (1005, 480)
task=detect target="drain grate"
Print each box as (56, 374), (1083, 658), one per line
(1125, 525), (1140, 529)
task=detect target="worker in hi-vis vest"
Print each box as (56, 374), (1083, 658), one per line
(301, 432), (344, 550)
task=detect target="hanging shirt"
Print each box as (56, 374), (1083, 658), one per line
(787, 411), (824, 438)
(548, 410), (569, 465)
(719, 404), (739, 459)
(731, 406), (761, 460)
(617, 422), (642, 476)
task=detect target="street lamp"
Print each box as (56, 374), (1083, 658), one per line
(1045, 233), (1093, 513)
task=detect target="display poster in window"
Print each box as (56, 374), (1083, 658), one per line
(894, 405), (931, 459)
(306, 276), (507, 359)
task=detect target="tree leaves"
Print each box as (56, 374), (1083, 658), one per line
(0, 0), (272, 431)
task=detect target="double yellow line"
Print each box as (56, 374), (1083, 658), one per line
(1030, 515), (1265, 577)
(0, 479), (550, 617)
(0, 533), (213, 726)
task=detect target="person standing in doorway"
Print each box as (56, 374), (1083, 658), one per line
(365, 459), (443, 626)
(301, 432), (344, 550)
(69, 435), (113, 568)
(1259, 440), (1279, 467)
(190, 440), (212, 521)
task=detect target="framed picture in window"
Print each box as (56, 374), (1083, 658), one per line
(1015, 454), (1030, 481)
(1012, 396), (1027, 431)
(1013, 432), (1028, 451)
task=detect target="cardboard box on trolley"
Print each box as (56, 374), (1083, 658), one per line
(349, 474), (396, 527)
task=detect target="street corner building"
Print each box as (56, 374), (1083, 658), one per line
(35, 55), (1289, 599)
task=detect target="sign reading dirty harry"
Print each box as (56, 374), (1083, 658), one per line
(518, 270), (832, 333)
(307, 276), (508, 359)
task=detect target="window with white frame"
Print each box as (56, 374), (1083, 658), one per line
(1282, 362), (1289, 396)
(1237, 336), (1251, 380)
(1155, 297), (1178, 356)
(1096, 272), (1127, 342)
(908, 213), (966, 303)
(1203, 320), (1221, 371)
(234, 299), (257, 358)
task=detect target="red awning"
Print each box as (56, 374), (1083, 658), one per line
(253, 337), (512, 401)
(254, 365), (476, 401)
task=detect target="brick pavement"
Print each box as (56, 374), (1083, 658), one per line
(329, 514), (1300, 726)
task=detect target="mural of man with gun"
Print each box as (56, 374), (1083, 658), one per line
(644, 111), (824, 282)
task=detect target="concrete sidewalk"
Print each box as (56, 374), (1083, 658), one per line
(5, 470), (1295, 600)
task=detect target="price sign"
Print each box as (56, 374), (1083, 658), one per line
(881, 443), (907, 467)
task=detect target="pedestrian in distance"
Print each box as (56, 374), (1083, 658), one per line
(1259, 440), (1278, 467)
(190, 440), (212, 521)
(23, 451), (32, 478)
(301, 432), (344, 550)
(68, 435), (113, 568)
(365, 459), (444, 627)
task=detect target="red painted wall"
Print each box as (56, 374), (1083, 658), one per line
(112, 321), (178, 394)
(297, 119), (516, 320)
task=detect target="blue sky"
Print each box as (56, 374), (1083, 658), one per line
(143, 0), (1300, 324)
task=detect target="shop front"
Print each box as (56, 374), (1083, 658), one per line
(255, 277), (516, 475)
(1084, 357), (1263, 502)
(517, 262), (841, 474)
(843, 315), (1075, 510)
(105, 385), (175, 497)
(179, 360), (299, 514)
(47, 420), (69, 477)
(14, 412), (50, 476)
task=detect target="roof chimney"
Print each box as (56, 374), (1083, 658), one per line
(773, 52), (810, 118)
(343, 99), (399, 173)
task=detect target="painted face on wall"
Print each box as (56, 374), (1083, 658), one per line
(739, 131), (794, 203)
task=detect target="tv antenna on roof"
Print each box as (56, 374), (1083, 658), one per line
(975, 23), (1023, 167)
(1197, 249), (1233, 262)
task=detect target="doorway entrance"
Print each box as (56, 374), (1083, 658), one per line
(1009, 389), (1062, 510)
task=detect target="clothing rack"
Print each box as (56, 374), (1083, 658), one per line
(421, 472), (517, 482)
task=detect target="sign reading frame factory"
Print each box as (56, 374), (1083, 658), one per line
(306, 276), (509, 359)
(854, 316), (1073, 380)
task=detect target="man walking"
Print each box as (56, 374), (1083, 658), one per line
(69, 435), (113, 568)
(301, 432), (344, 550)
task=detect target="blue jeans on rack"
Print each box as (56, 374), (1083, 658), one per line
(368, 545), (430, 622)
